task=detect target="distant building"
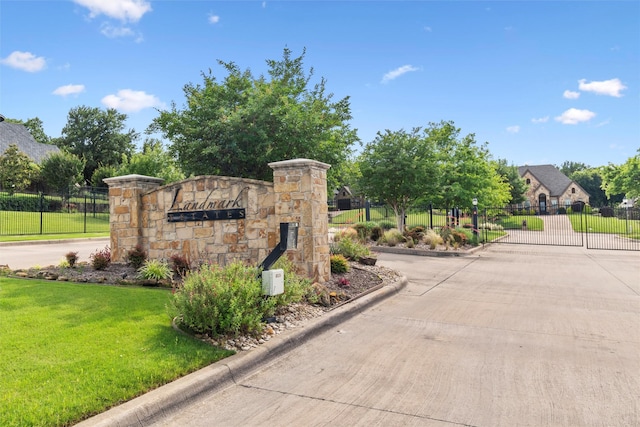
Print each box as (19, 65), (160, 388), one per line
(333, 185), (364, 210)
(0, 121), (60, 163)
(517, 164), (591, 213)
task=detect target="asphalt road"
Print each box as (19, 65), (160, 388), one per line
(146, 244), (639, 426)
(0, 238), (110, 269)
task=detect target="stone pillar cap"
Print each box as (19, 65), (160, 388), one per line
(269, 158), (331, 170)
(103, 174), (165, 186)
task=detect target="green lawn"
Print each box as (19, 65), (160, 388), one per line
(0, 279), (232, 427)
(494, 215), (544, 231)
(0, 210), (109, 236)
(569, 213), (640, 238)
(330, 207), (450, 228)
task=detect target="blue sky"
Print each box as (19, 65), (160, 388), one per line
(1, 1), (638, 168)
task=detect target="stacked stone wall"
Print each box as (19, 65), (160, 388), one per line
(104, 159), (330, 282)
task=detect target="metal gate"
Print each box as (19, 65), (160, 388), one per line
(482, 206), (639, 251)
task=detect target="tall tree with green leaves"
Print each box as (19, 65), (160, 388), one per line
(4, 117), (52, 145)
(493, 159), (527, 204)
(600, 150), (640, 200)
(55, 106), (137, 183)
(150, 48), (358, 188)
(569, 168), (610, 207)
(430, 121), (511, 209)
(0, 144), (40, 194)
(358, 127), (439, 230)
(39, 151), (85, 195)
(118, 139), (185, 184)
(557, 161), (588, 177)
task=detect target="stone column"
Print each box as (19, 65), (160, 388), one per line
(103, 174), (164, 263)
(269, 158), (331, 283)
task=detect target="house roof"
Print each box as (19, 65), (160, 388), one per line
(0, 122), (60, 163)
(518, 164), (590, 198)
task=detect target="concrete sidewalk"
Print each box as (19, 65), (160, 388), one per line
(78, 244), (639, 426)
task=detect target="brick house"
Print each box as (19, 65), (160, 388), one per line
(517, 164), (591, 213)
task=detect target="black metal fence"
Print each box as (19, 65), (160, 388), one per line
(329, 202), (640, 251)
(0, 187), (110, 236)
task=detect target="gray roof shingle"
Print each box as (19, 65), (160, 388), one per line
(0, 122), (60, 163)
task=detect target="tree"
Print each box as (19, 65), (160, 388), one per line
(39, 151), (85, 194)
(0, 144), (40, 194)
(493, 159), (527, 204)
(150, 48), (358, 188)
(91, 164), (119, 188)
(117, 139), (185, 184)
(4, 117), (52, 145)
(55, 106), (137, 183)
(357, 127), (439, 230)
(429, 122), (511, 209)
(557, 161), (588, 177)
(569, 168), (610, 207)
(600, 150), (640, 200)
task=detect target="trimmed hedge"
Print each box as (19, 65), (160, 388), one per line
(0, 194), (62, 212)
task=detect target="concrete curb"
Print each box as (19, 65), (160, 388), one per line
(75, 276), (409, 427)
(371, 244), (486, 257)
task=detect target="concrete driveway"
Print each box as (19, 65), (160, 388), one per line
(144, 244), (639, 426)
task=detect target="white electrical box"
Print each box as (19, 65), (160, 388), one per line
(262, 269), (284, 296)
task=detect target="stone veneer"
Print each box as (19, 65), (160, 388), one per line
(103, 158), (331, 283)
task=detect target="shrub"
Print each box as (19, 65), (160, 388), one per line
(138, 259), (172, 284)
(424, 229), (444, 249)
(170, 253), (191, 276)
(405, 226), (425, 244)
(377, 220), (396, 230)
(270, 256), (315, 307)
(478, 222), (504, 231)
(170, 261), (269, 337)
(600, 207), (615, 218)
(353, 221), (378, 241)
(379, 228), (404, 246)
(126, 245), (147, 269)
(333, 227), (358, 242)
(65, 251), (79, 268)
(451, 229), (469, 245)
(332, 237), (370, 260)
(557, 207), (567, 215)
(330, 254), (350, 274)
(370, 226), (383, 242)
(90, 246), (111, 270)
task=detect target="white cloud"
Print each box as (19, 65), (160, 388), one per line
(381, 65), (419, 83)
(208, 14), (220, 24)
(555, 108), (596, 125)
(531, 116), (549, 124)
(53, 84), (86, 96)
(0, 51), (46, 72)
(506, 125), (520, 134)
(73, 0), (151, 22)
(563, 90), (580, 99)
(101, 89), (165, 112)
(578, 78), (627, 97)
(100, 23), (136, 38)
